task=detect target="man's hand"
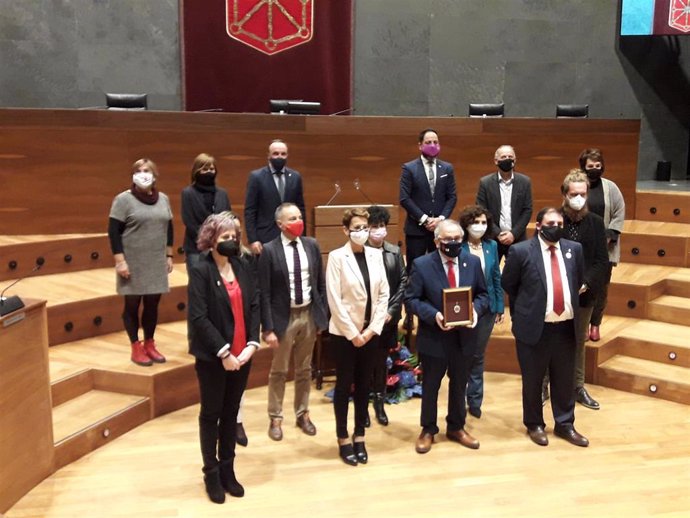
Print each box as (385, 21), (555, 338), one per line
(495, 313), (505, 325)
(498, 231), (515, 245)
(435, 312), (452, 331)
(250, 241), (263, 255)
(236, 346), (256, 366)
(262, 331), (280, 349)
(222, 354), (241, 371)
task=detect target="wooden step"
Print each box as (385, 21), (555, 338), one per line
(665, 268), (690, 298)
(3, 264), (189, 345)
(52, 389), (151, 469)
(635, 190), (690, 224)
(597, 355), (690, 405)
(619, 220), (690, 267)
(647, 294), (690, 326)
(606, 263), (677, 319)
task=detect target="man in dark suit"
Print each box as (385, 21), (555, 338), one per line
(476, 145), (533, 261)
(501, 207), (589, 448)
(405, 219), (489, 454)
(399, 128), (457, 269)
(258, 203), (328, 441)
(245, 140), (306, 254)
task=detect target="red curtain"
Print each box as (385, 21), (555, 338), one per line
(181, 0), (352, 114)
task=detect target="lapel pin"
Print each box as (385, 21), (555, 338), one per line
(462, 262), (467, 268)
(565, 249), (572, 259)
(216, 280), (221, 287)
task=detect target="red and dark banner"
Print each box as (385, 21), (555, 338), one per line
(654, 0), (690, 35)
(181, 0), (353, 114)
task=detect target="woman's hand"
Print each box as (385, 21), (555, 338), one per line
(115, 260), (130, 279)
(352, 334), (366, 347)
(495, 313), (505, 325)
(222, 354), (241, 371)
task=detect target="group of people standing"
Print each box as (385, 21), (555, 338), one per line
(106, 131), (624, 503)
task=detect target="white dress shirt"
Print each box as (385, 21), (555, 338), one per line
(498, 172), (513, 232)
(281, 234), (311, 307)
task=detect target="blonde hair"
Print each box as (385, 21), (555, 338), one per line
(132, 158), (159, 178)
(190, 153), (216, 183)
(561, 169), (589, 195)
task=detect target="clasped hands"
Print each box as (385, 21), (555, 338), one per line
(435, 308), (478, 331)
(221, 346), (255, 371)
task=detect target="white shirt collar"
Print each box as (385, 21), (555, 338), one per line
(280, 233), (300, 246)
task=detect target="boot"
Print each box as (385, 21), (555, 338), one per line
(373, 393), (389, 426)
(219, 459), (245, 497)
(203, 468), (225, 504)
(130, 340), (152, 366)
(143, 338), (166, 363)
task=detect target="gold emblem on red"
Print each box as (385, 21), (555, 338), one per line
(669, 0), (690, 32)
(226, 0), (314, 55)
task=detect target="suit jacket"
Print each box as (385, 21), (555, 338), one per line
(501, 236), (584, 346)
(258, 235), (328, 337)
(404, 251), (489, 359)
(476, 172), (533, 242)
(381, 241), (408, 325)
(244, 165), (306, 244)
(180, 185), (232, 254)
(460, 239), (504, 315)
(187, 251), (260, 362)
(563, 211), (609, 306)
(326, 242), (390, 340)
(399, 157), (457, 237)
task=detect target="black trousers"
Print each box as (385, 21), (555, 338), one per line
(332, 334), (378, 439)
(419, 347), (470, 435)
(405, 233), (436, 271)
(195, 358), (251, 473)
(516, 321), (576, 430)
(371, 322), (397, 394)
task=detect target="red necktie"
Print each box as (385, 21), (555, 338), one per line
(447, 260), (456, 288)
(549, 246), (565, 315)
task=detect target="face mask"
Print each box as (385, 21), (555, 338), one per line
(468, 223), (487, 240)
(568, 195), (587, 211)
(439, 240), (462, 258)
(497, 159), (514, 172)
(132, 172), (154, 189)
(540, 225), (564, 243)
(195, 172), (216, 186)
(368, 227), (387, 242)
(217, 239), (240, 257)
(283, 220), (304, 237)
(586, 168), (603, 182)
(270, 157), (287, 171)
(420, 143), (440, 158)
(349, 229), (369, 246)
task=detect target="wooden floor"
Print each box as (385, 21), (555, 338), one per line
(9, 374), (690, 518)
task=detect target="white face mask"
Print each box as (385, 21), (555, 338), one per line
(568, 194), (587, 211)
(133, 172), (154, 189)
(468, 223), (487, 239)
(349, 229), (369, 246)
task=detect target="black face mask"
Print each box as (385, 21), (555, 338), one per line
(586, 168), (603, 182)
(270, 157), (287, 171)
(439, 240), (462, 258)
(540, 225), (564, 243)
(195, 173), (216, 186)
(497, 159), (514, 172)
(217, 239), (240, 257)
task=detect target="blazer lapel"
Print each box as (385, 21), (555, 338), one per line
(559, 239), (579, 296)
(530, 238), (547, 290)
(274, 240), (290, 292)
(417, 158), (434, 198)
(343, 242), (365, 290)
(264, 167), (282, 201)
(431, 251), (449, 288)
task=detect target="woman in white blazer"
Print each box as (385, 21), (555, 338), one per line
(326, 207), (389, 466)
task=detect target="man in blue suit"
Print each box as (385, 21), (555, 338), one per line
(400, 128), (458, 269)
(501, 207), (589, 448)
(405, 219), (489, 454)
(244, 140), (306, 254)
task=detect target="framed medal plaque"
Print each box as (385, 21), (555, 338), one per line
(442, 287), (473, 327)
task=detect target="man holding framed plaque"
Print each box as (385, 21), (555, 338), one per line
(405, 220), (489, 454)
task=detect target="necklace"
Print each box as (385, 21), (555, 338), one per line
(469, 241), (482, 250)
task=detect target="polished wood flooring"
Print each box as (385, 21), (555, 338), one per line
(9, 373), (690, 518)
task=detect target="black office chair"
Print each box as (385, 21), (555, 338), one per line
(556, 104), (589, 118)
(269, 99), (321, 115)
(469, 103), (505, 118)
(105, 93), (148, 110)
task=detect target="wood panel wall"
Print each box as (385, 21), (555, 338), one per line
(0, 110), (639, 247)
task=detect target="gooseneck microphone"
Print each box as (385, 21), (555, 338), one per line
(324, 182), (342, 206)
(0, 257), (45, 316)
(353, 178), (374, 204)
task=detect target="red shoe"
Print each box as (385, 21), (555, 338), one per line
(589, 325), (600, 342)
(143, 338), (166, 363)
(131, 340), (153, 366)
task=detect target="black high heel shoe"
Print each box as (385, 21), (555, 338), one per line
(338, 443), (358, 466)
(352, 437), (368, 464)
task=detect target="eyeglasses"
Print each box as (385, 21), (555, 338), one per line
(349, 225), (369, 232)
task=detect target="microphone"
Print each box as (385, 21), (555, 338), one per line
(0, 257), (45, 316)
(353, 178), (374, 204)
(324, 181), (342, 206)
(329, 107), (354, 116)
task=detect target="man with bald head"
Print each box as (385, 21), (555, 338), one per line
(476, 145), (533, 261)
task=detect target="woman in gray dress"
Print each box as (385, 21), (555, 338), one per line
(108, 158), (174, 366)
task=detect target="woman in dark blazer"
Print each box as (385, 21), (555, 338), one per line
(458, 205), (504, 418)
(188, 212), (260, 504)
(181, 153), (231, 272)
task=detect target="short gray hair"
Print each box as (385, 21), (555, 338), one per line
(275, 202), (298, 222)
(434, 219), (463, 239)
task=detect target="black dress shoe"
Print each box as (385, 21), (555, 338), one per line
(527, 426), (548, 446)
(373, 393), (389, 426)
(338, 443), (358, 466)
(352, 439), (368, 464)
(554, 426), (589, 447)
(236, 422), (248, 447)
(575, 387), (600, 410)
(468, 406), (482, 418)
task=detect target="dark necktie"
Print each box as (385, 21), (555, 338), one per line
(427, 160), (435, 194)
(290, 240), (303, 305)
(549, 246), (565, 315)
(276, 171), (285, 201)
(447, 259), (456, 288)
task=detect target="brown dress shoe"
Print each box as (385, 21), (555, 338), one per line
(296, 412), (317, 436)
(268, 418), (283, 441)
(415, 431), (434, 454)
(554, 426), (589, 447)
(446, 429), (480, 449)
(527, 426), (549, 446)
